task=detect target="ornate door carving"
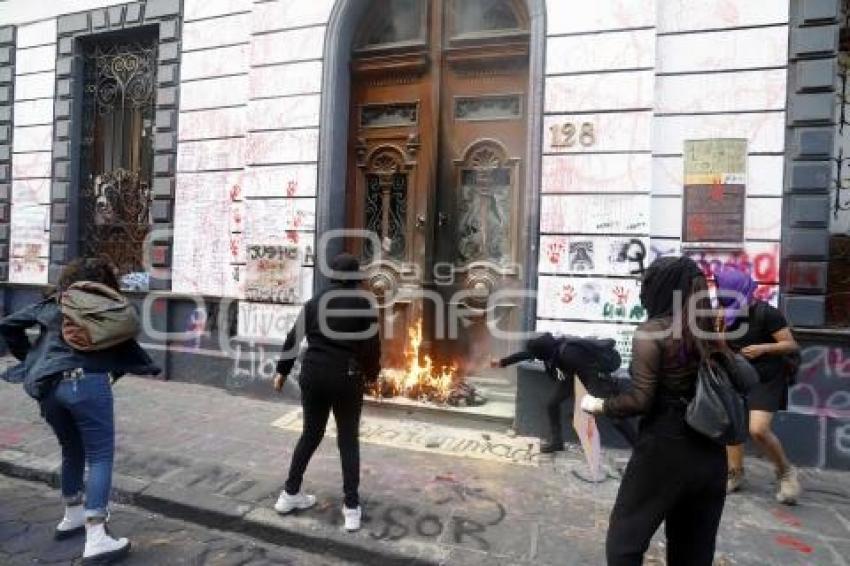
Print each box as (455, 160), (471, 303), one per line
(346, 0), (530, 373)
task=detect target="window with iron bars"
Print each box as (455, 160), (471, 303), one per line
(78, 30), (157, 291)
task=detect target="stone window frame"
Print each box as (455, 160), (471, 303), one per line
(51, 0), (181, 290)
(0, 26), (14, 283)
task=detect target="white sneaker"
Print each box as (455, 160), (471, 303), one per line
(776, 466), (802, 505)
(343, 505), (361, 532)
(274, 491), (316, 514)
(55, 504), (86, 540)
(82, 522), (130, 564)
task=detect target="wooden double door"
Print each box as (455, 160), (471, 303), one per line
(346, 0), (531, 373)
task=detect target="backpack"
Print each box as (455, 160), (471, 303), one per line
(59, 281), (140, 351)
(686, 351), (751, 445)
(566, 337), (622, 373)
(751, 301), (801, 385)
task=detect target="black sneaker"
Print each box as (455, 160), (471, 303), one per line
(540, 441), (565, 454)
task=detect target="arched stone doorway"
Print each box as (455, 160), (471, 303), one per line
(317, 0), (545, 386)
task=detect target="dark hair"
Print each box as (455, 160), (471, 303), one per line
(57, 257), (120, 293)
(679, 271), (720, 359)
(640, 256), (721, 360)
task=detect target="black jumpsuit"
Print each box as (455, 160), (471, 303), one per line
(603, 317), (726, 566)
(276, 282), (381, 509)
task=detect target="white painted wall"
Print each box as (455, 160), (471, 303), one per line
(649, 0), (789, 313)
(0, 0), (793, 345)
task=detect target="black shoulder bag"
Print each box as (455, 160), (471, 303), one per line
(685, 350), (756, 445)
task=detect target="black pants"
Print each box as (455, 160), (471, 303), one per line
(606, 412), (727, 566)
(547, 378), (572, 443)
(285, 374), (364, 508)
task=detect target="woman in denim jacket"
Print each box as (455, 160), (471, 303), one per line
(0, 258), (159, 565)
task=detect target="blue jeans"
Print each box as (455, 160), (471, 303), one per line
(40, 371), (115, 519)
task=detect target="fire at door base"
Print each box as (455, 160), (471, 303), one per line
(364, 373), (517, 426)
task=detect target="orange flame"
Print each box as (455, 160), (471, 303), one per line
(372, 319), (457, 404)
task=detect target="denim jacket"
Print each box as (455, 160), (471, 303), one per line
(0, 298), (160, 399)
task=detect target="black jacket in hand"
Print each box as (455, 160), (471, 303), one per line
(276, 282), (381, 382)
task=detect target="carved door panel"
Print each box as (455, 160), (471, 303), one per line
(347, 0), (530, 373)
(346, 0), (437, 367)
(431, 2), (530, 372)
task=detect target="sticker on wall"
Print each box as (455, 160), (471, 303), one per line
(682, 138), (747, 243)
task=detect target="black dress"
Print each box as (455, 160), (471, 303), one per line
(726, 301), (789, 412)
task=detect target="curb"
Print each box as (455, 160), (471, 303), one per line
(0, 451), (443, 566)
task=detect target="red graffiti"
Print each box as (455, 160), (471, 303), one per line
(0, 425), (28, 449)
(229, 184), (242, 201)
(546, 240), (565, 265)
(686, 250), (779, 283)
(561, 284), (576, 304)
(772, 508), (801, 528)
(788, 263), (821, 289)
(688, 215), (709, 240)
(286, 231), (300, 244)
(753, 285), (778, 303)
(709, 179), (725, 202)
(286, 180), (298, 197)
(230, 239), (239, 259)
(612, 286), (630, 306)
(801, 346), (850, 380)
(774, 534), (813, 554)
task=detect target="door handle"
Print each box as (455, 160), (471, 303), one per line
(438, 212), (449, 227)
(416, 214), (426, 228)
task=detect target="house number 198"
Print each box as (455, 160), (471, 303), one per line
(550, 122), (596, 148)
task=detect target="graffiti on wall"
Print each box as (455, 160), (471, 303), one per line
(540, 236), (648, 277)
(790, 344), (850, 418)
(245, 244), (302, 304)
(538, 276), (645, 323)
(540, 194), (649, 234)
(651, 241), (779, 283)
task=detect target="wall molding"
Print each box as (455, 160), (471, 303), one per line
(0, 25), (14, 282)
(50, 0), (183, 289)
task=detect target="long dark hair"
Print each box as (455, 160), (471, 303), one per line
(640, 256), (720, 360)
(57, 257), (121, 293)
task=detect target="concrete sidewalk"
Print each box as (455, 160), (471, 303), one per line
(1, 376), (849, 565)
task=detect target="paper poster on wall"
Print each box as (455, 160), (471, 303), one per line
(245, 244), (303, 304)
(683, 139), (747, 243)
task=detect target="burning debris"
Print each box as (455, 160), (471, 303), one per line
(368, 320), (486, 407)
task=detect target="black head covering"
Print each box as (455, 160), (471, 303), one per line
(639, 256), (704, 318)
(526, 332), (558, 360)
(329, 252), (364, 285)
